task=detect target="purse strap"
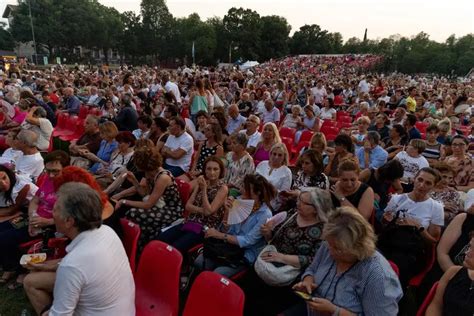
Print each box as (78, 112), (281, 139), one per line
(269, 212), (298, 244)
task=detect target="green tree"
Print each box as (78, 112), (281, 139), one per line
(119, 11), (143, 63)
(289, 24), (330, 54)
(259, 15), (290, 61)
(0, 22), (15, 51)
(223, 7), (262, 61)
(140, 0), (174, 61)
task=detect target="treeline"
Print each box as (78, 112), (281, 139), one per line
(2, 0), (473, 75)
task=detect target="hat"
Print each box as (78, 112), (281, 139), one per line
(465, 189), (474, 211)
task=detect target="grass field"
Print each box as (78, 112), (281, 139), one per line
(0, 284), (34, 316)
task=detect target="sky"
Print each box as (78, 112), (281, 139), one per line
(2, 0), (473, 42)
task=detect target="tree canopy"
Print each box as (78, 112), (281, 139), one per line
(3, 0), (472, 75)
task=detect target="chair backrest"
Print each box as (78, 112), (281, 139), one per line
(416, 282), (439, 316)
(281, 137), (293, 155)
(183, 271), (245, 316)
(120, 218), (141, 274)
(135, 241), (182, 316)
(388, 260), (399, 276)
(175, 178), (191, 206)
(300, 130), (314, 143)
(78, 105), (89, 119)
(279, 127), (296, 139)
(409, 244), (436, 287)
(320, 125), (338, 136)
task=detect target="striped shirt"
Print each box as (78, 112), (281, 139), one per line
(302, 242), (402, 316)
(422, 142), (442, 160)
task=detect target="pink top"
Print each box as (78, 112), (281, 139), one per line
(13, 108), (27, 124)
(36, 176), (57, 219)
(253, 144), (270, 167)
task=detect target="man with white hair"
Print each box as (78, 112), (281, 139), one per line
(15, 130), (44, 180)
(62, 87), (81, 115)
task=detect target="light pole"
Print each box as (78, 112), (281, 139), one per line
(28, 0), (37, 65)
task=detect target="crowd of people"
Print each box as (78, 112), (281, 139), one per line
(0, 53), (473, 315)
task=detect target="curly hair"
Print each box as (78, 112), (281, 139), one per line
(53, 166), (108, 207)
(133, 146), (163, 172)
(296, 149), (324, 174)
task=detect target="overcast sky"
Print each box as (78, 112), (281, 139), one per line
(3, 0), (473, 42)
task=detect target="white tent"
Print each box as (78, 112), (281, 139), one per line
(240, 61), (259, 70)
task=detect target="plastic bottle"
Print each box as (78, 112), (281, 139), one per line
(30, 210), (42, 237)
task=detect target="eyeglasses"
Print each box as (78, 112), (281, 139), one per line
(44, 168), (61, 176)
(298, 195), (314, 207)
(452, 143), (466, 147)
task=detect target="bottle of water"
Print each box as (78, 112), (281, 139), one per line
(30, 210), (42, 237)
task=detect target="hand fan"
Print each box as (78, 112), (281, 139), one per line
(266, 211), (288, 229)
(227, 199), (255, 225)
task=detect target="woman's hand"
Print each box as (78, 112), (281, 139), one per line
(261, 251), (286, 263)
(292, 276), (317, 294)
(204, 228), (221, 239)
(29, 216), (51, 228)
(260, 221), (273, 238)
(115, 200), (126, 210)
(125, 171), (138, 183)
(307, 298), (337, 314)
(224, 196), (235, 210)
(197, 176), (207, 191)
(329, 184), (344, 201)
(396, 216), (421, 228)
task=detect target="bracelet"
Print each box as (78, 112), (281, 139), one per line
(332, 306), (341, 316)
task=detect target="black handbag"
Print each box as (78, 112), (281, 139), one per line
(377, 210), (426, 260)
(203, 237), (245, 266)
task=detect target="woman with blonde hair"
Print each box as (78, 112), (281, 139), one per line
(253, 122), (281, 166)
(293, 207), (402, 316)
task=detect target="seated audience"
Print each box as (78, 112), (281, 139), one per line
(444, 135), (473, 192)
(394, 138), (429, 192)
(253, 122), (281, 166)
(356, 131), (388, 169)
(15, 129), (44, 181)
(162, 116), (194, 177)
(224, 133), (255, 197)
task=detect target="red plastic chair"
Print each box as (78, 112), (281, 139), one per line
(54, 115), (79, 137)
(415, 122), (429, 133)
(290, 141), (310, 165)
(52, 113), (70, 137)
(325, 133), (338, 141)
(416, 282), (439, 316)
(78, 106), (89, 119)
(299, 130), (314, 143)
(338, 116), (352, 124)
(337, 121), (353, 129)
(135, 241), (182, 316)
(182, 271), (245, 316)
(336, 111), (351, 119)
(409, 245), (436, 287)
(321, 120), (337, 128)
(279, 127), (296, 140)
(281, 137), (293, 156)
(320, 125), (339, 136)
(120, 218), (141, 274)
(60, 119), (85, 142)
(175, 178), (191, 217)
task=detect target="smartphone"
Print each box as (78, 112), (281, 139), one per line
(294, 291), (313, 301)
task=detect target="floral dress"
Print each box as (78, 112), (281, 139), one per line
(127, 170), (183, 250)
(196, 141), (220, 173)
(445, 155), (474, 189)
(187, 179), (225, 228)
(224, 152), (255, 190)
(292, 170), (329, 191)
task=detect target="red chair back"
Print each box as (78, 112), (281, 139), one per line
(320, 125), (339, 136)
(416, 282), (439, 316)
(300, 130), (314, 143)
(281, 137), (293, 156)
(175, 178), (191, 217)
(409, 245), (436, 287)
(388, 260), (399, 276)
(183, 271), (244, 316)
(279, 127), (296, 139)
(78, 106), (89, 119)
(289, 141), (310, 165)
(321, 120), (337, 128)
(120, 218), (141, 274)
(135, 241), (182, 316)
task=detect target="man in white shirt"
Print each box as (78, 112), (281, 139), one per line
(261, 99), (280, 125)
(42, 182), (135, 316)
(162, 116), (194, 177)
(240, 114), (261, 155)
(310, 80), (327, 106)
(162, 73), (181, 105)
(15, 130), (44, 181)
(358, 76), (370, 94)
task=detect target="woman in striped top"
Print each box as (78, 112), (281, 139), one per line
(293, 207), (402, 316)
(422, 124), (442, 164)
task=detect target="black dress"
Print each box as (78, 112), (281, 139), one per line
(443, 267), (474, 316)
(331, 183), (370, 208)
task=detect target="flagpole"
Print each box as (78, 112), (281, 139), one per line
(192, 41), (195, 66)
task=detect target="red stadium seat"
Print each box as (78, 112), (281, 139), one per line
(78, 105), (89, 119)
(290, 141), (310, 165)
(416, 282), (439, 316)
(182, 271), (244, 316)
(279, 127), (296, 139)
(320, 125), (339, 136)
(388, 260), (400, 277)
(59, 119), (85, 142)
(281, 137), (293, 155)
(299, 130), (314, 143)
(135, 241), (182, 316)
(120, 218), (141, 274)
(321, 120), (337, 128)
(338, 116), (352, 124)
(52, 113), (70, 137)
(409, 245), (436, 287)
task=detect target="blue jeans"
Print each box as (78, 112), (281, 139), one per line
(163, 163), (186, 177)
(0, 221), (32, 271)
(194, 253), (247, 278)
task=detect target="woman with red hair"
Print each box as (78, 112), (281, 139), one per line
(53, 166), (121, 238)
